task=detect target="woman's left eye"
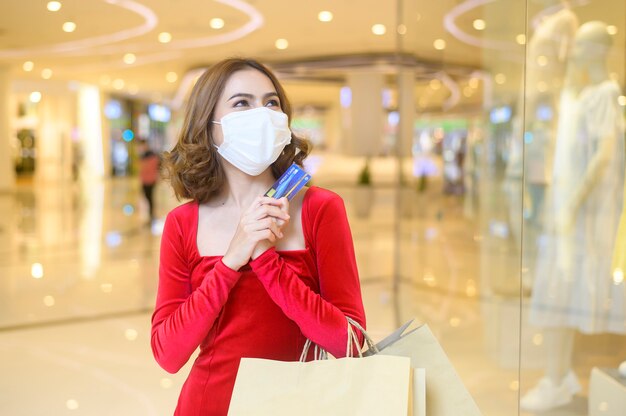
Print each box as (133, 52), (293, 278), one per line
(233, 100), (249, 107)
(265, 99), (280, 107)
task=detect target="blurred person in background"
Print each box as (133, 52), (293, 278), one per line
(138, 139), (161, 225)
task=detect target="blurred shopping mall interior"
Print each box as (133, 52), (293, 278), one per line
(1, 0), (626, 415)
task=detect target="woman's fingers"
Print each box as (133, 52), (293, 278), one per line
(245, 196), (284, 213)
(238, 195), (291, 245)
(255, 229), (276, 243)
(223, 196), (291, 269)
(273, 197), (290, 227)
(243, 217), (284, 238)
(251, 204), (289, 222)
(277, 197), (289, 213)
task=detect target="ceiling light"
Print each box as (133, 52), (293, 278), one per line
(372, 24), (386, 35)
(210, 18), (225, 29)
(397, 24), (407, 35)
(47, 1), (61, 12)
(433, 39), (446, 50)
(43, 295), (55, 306)
(318, 11), (333, 22)
(494, 73), (506, 84)
(123, 53), (136, 64)
(158, 32), (172, 43)
(113, 79), (125, 90)
(619, 96), (626, 106)
(607, 25), (618, 35)
(472, 19), (486, 31)
(62, 21), (76, 33)
(100, 75), (111, 86)
(516, 34), (526, 45)
(31, 261), (44, 276)
(23, 61), (34, 72)
(536, 55), (548, 67)
(125, 328), (138, 341)
(166, 72), (178, 83)
(469, 77), (479, 88)
(429, 79), (442, 90)
(128, 85), (139, 95)
(466, 280), (477, 297)
(275, 38), (289, 50)
(160, 378), (173, 389)
(531, 333), (544, 346)
(65, 400), (79, 410)
(41, 68), (52, 79)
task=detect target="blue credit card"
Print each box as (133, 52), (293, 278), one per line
(265, 163), (311, 201)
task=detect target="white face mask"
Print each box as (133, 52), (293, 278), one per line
(212, 107), (292, 176)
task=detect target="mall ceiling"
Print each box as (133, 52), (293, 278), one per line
(1, 0), (622, 111)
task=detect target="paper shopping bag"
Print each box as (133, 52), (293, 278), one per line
(371, 320), (482, 416)
(228, 355), (413, 416)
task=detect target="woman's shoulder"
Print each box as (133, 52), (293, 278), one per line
(166, 200), (197, 226)
(303, 186), (347, 219)
(304, 185), (343, 206)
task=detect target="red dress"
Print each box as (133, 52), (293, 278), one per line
(151, 186), (366, 415)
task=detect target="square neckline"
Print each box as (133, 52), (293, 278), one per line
(193, 187), (313, 259)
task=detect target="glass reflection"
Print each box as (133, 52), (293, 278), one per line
(521, 2), (626, 413)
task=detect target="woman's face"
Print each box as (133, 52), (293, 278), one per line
(211, 68), (282, 146)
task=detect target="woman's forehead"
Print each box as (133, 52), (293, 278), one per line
(222, 69), (277, 96)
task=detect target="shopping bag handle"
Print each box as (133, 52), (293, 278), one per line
(300, 316), (379, 362)
(347, 316), (379, 355)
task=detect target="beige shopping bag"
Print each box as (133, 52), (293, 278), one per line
(369, 320), (482, 416)
(229, 318), (414, 415)
(228, 354), (413, 416)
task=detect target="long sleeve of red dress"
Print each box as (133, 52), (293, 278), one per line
(151, 210), (243, 373)
(249, 191), (365, 357)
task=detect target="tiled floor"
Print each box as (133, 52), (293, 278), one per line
(1, 153), (624, 415)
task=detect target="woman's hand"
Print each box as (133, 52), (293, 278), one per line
(252, 197), (289, 260)
(222, 197), (290, 271)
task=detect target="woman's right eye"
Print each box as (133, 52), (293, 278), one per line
(233, 100), (249, 108)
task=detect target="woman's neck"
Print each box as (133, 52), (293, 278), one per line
(218, 167), (275, 209)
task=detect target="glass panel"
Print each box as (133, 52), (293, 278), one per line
(398, 1), (527, 414)
(520, 1), (626, 415)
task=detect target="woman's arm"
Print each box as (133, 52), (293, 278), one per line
(250, 192), (366, 357)
(151, 211), (242, 373)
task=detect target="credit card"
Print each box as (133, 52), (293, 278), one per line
(264, 163), (312, 201)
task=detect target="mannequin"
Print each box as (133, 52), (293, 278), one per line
(522, 21), (626, 412)
(505, 0), (578, 290)
(525, 0), (578, 204)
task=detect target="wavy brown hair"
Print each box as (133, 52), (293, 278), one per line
(163, 58), (311, 203)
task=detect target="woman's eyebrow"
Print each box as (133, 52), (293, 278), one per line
(227, 92), (278, 101)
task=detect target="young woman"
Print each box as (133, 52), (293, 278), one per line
(151, 58), (366, 415)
